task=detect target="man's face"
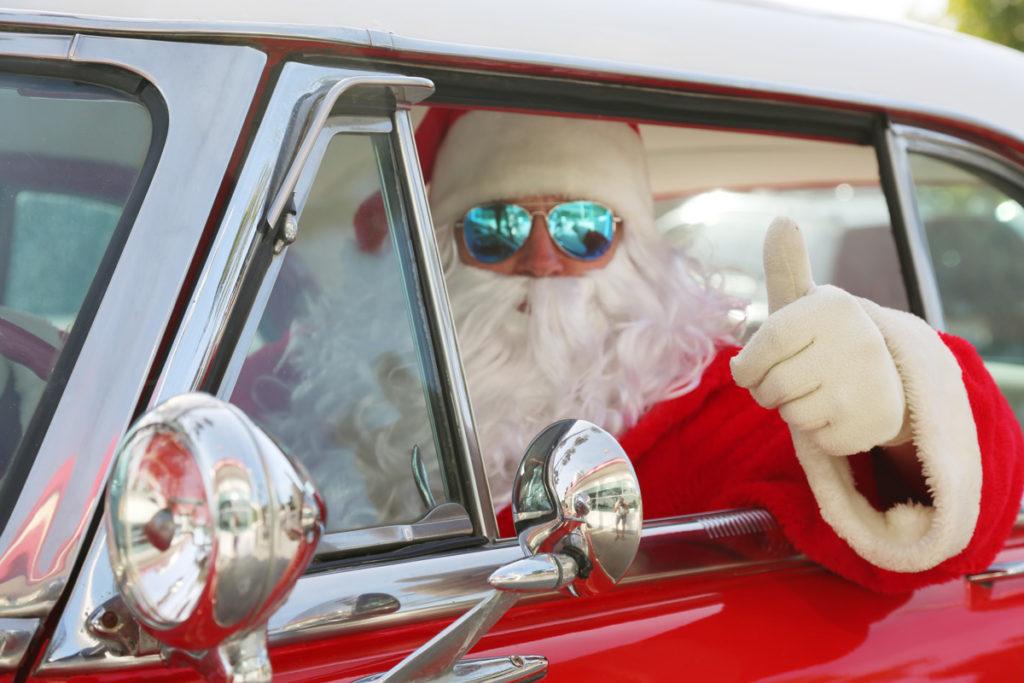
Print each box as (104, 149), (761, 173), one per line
(454, 195), (620, 277)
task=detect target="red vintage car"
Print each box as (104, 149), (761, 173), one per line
(2, 1), (1024, 681)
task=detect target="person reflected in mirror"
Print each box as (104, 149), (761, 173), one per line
(614, 496), (630, 540)
(410, 108), (1024, 594)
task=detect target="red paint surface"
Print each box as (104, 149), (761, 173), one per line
(35, 532), (1024, 683)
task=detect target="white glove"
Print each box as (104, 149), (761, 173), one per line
(731, 217), (908, 456)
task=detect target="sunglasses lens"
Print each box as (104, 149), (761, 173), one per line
(462, 203), (532, 263)
(548, 201), (617, 260)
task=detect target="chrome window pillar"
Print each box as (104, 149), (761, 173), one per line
(895, 123), (1024, 191)
(0, 32), (265, 676)
(882, 124), (946, 329)
(393, 108), (497, 538)
(886, 123), (1024, 331)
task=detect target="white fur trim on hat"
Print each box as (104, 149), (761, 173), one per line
(428, 111), (655, 238)
(795, 303), (982, 572)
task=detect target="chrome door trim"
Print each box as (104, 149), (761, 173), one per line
(40, 508), (797, 673)
(881, 124), (946, 329)
(0, 618), (38, 670)
(0, 33), (265, 634)
(393, 108), (496, 537)
(0, 30), (71, 58)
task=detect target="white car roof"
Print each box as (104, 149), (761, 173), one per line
(4, 0), (1024, 144)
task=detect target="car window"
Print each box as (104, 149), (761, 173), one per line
(230, 123), (458, 538)
(0, 71), (152, 487)
(907, 152), (1024, 427)
(649, 125), (908, 338)
(418, 107), (905, 522)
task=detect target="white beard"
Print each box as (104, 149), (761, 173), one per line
(441, 229), (743, 505)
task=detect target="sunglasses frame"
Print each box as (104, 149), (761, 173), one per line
(455, 200), (622, 263)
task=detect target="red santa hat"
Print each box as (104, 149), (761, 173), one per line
(354, 108), (655, 251)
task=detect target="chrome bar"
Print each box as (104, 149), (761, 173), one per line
(316, 503), (473, 557)
(895, 124), (1024, 196)
(0, 618), (38, 672)
(392, 108), (498, 540)
(0, 30), (71, 58)
(966, 561), (1024, 585)
(882, 124), (947, 329)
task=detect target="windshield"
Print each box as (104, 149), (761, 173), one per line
(0, 71), (154, 505)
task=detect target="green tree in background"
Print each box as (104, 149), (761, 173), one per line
(947, 0), (1024, 50)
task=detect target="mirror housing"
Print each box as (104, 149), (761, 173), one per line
(512, 419), (642, 596)
(105, 393), (324, 682)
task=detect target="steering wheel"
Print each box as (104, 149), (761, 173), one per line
(0, 308), (63, 475)
(0, 318), (59, 380)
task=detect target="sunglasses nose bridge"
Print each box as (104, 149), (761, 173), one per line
(514, 210), (565, 276)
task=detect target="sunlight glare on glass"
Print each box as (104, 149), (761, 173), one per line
(663, 190), (737, 228)
(995, 199), (1022, 223)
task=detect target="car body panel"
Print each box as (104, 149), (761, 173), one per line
(41, 529), (1024, 681)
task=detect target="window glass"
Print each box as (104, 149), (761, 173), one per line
(908, 152), (1024, 426)
(230, 130), (451, 535)
(0, 72), (152, 483)
(649, 126), (908, 338)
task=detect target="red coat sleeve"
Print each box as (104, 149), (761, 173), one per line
(620, 339), (1024, 594)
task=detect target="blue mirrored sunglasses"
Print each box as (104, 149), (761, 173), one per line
(457, 200), (620, 264)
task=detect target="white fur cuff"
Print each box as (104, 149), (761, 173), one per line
(794, 302), (982, 573)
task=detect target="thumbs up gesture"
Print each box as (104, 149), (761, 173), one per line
(731, 217), (908, 456)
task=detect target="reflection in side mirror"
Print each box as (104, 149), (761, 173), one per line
(512, 419), (642, 596)
(105, 393), (324, 683)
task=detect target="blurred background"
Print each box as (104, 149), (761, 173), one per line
(785, 0), (1023, 51)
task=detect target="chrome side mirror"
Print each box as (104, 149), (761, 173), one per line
(357, 419), (641, 682)
(105, 393), (324, 683)
(511, 419), (642, 597)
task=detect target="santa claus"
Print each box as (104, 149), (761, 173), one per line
(418, 108), (1024, 593)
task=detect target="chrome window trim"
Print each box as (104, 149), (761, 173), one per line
(151, 64), (435, 404)
(882, 125), (947, 329)
(40, 508), (797, 673)
(888, 124), (1024, 331)
(895, 124), (1024, 195)
(0, 618), (37, 670)
(149, 61), (336, 405)
(393, 107), (496, 538)
(0, 30), (72, 58)
(41, 61), (492, 671)
(0, 33), (265, 636)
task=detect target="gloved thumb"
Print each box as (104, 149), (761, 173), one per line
(764, 216), (816, 314)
